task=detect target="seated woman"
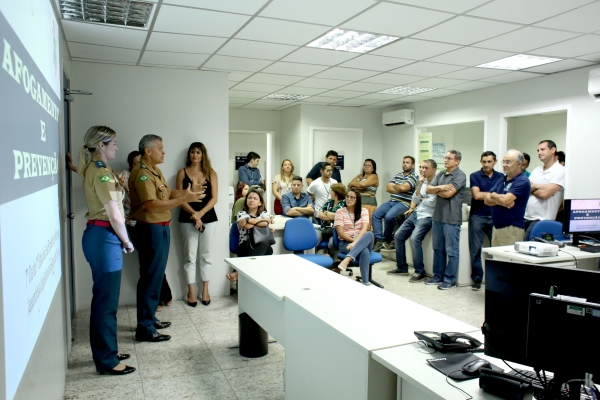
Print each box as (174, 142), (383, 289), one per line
(317, 183), (347, 255)
(347, 159), (379, 206)
(231, 183), (249, 223)
(334, 189), (375, 284)
(272, 159), (294, 215)
(226, 187), (274, 282)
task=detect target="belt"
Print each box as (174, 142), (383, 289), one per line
(88, 220), (111, 227)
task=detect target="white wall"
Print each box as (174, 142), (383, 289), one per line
(385, 66), (600, 200)
(71, 62), (230, 309)
(507, 112), (567, 163)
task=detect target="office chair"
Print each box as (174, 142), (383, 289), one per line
(528, 220), (565, 241)
(229, 223), (240, 254)
(283, 218), (334, 268)
(333, 229), (383, 288)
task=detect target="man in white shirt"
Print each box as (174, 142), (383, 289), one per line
(523, 140), (565, 239)
(307, 163), (338, 219)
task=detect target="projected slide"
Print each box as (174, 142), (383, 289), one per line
(0, 0), (61, 398)
(569, 199), (600, 233)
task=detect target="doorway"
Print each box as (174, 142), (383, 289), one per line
(309, 127), (363, 184)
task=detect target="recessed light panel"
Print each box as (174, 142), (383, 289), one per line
(476, 54), (561, 71)
(307, 29), (400, 54)
(263, 94), (310, 101)
(60, 0), (154, 28)
(379, 86), (436, 96)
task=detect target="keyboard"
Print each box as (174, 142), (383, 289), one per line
(579, 244), (600, 253)
(508, 369), (554, 389)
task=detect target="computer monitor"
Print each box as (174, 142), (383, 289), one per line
(562, 199), (600, 245)
(483, 259), (600, 372)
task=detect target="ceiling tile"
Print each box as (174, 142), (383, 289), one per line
(163, 0), (269, 15)
(397, 95), (434, 102)
(235, 17), (331, 45)
(319, 89), (368, 98)
(230, 98), (251, 104)
(304, 96), (348, 103)
(427, 47), (515, 67)
(338, 55), (414, 71)
(414, 16), (520, 45)
(146, 32), (226, 53)
(203, 55), (273, 72)
(62, 21), (147, 49)
(68, 42), (140, 63)
(577, 51), (600, 62)
(217, 40), (297, 60)
(229, 81), (239, 88)
(241, 104), (281, 109)
(261, 62), (330, 76)
(251, 99), (296, 106)
(370, 100), (410, 107)
(529, 34), (600, 58)
(370, 38), (461, 60)
(153, 5), (251, 37)
(474, 27), (581, 53)
(281, 48), (359, 66)
(229, 90), (270, 98)
(356, 93), (406, 101)
(141, 51), (210, 67)
(245, 73), (305, 85)
(446, 81), (498, 91)
(72, 58), (136, 66)
(313, 67), (380, 81)
(386, 0), (489, 13)
(423, 88), (464, 98)
(228, 71), (255, 81)
(408, 77), (469, 88)
(260, 0), (375, 26)
(535, 2), (600, 33)
(481, 71), (542, 84)
(335, 81), (396, 92)
(523, 59), (597, 74)
(362, 73), (425, 85)
(440, 67), (510, 80)
(283, 86), (330, 95)
(232, 82), (283, 93)
(341, 2), (453, 37)
(467, 0), (593, 24)
(334, 98), (381, 106)
(391, 61), (464, 77)
(292, 77), (353, 89)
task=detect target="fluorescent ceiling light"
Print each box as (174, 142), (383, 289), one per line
(307, 29), (399, 54)
(60, 0), (154, 28)
(476, 54), (561, 71)
(263, 94), (310, 101)
(379, 86), (436, 96)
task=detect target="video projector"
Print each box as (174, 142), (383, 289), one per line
(514, 241), (559, 257)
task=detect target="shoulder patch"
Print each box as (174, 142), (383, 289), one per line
(139, 175), (149, 182)
(94, 160), (106, 168)
(99, 174), (111, 183)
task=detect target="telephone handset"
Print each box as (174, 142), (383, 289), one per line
(414, 331), (482, 353)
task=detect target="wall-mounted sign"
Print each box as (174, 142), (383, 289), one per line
(235, 152), (247, 170)
(335, 152), (344, 170)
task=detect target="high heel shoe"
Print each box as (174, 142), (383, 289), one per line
(201, 293), (211, 306)
(116, 354), (130, 361)
(187, 291), (197, 307)
(99, 365), (136, 375)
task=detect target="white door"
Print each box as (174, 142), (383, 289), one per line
(312, 128), (362, 184)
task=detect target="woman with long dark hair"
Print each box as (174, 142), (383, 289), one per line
(333, 189), (374, 284)
(176, 142), (218, 307)
(348, 159), (379, 206)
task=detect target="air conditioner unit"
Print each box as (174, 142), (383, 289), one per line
(589, 67), (600, 102)
(382, 109), (414, 126)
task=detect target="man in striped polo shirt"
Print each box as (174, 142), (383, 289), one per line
(373, 156), (418, 252)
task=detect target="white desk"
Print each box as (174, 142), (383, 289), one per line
(482, 245), (600, 270)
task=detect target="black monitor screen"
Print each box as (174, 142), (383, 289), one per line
(484, 259), (600, 368)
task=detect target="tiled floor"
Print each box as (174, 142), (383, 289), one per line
(64, 259), (484, 399)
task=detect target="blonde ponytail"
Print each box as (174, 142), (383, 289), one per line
(77, 126), (116, 179)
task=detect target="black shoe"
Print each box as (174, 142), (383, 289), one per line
(135, 332), (171, 342)
(153, 320), (171, 329)
(99, 365), (136, 375)
(472, 281), (482, 291)
(116, 354), (130, 361)
(372, 241), (385, 252)
(187, 300), (198, 307)
(387, 269), (409, 276)
(201, 299), (211, 306)
(409, 273), (427, 283)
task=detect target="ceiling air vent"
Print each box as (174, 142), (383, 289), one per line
(60, 0), (154, 28)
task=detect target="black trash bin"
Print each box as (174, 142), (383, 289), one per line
(238, 312), (268, 358)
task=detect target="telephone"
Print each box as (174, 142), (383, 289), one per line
(533, 233), (565, 248)
(414, 331), (482, 353)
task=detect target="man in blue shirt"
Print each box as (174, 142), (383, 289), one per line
(468, 151), (504, 290)
(238, 151), (263, 187)
(485, 150), (531, 248)
(306, 150), (342, 186)
(281, 176), (314, 219)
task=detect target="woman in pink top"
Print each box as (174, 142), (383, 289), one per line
(333, 189), (374, 284)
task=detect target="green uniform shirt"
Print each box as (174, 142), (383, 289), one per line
(83, 158), (124, 221)
(129, 161), (172, 223)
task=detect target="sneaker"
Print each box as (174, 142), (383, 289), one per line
(372, 241), (385, 252)
(387, 269), (409, 276)
(381, 242), (395, 251)
(438, 282), (456, 290)
(425, 277), (442, 285)
(471, 281), (482, 291)
(409, 273), (427, 283)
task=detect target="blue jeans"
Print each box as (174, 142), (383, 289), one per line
(340, 232), (374, 284)
(468, 215), (493, 282)
(372, 200), (409, 243)
(394, 213), (432, 274)
(432, 221), (461, 284)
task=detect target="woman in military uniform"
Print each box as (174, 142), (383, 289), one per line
(77, 126), (136, 375)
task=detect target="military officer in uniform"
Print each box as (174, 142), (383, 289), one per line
(129, 134), (205, 342)
(78, 126), (136, 375)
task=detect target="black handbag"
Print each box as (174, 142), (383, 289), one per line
(320, 227), (334, 240)
(251, 220), (275, 247)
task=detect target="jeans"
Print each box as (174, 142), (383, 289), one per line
(372, 200), (409, 243)
(432, 221), (461, 284)
(340, 231), (374, 284)
(468, 215), (492, 282)
(181, 221), (217, 284)
(394, 213), (432, 274)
